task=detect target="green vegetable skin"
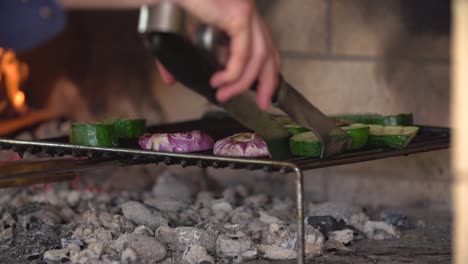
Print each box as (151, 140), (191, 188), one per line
(290, 124), (369, 157)
(274, 116), (310, 135)
(333, 113), (414, 126)
(366, 124), (419, 148)
(111, 119), (146, 139)
(71, 123), (115, 147)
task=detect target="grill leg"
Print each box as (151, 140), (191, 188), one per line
(294, 167), (305, 264)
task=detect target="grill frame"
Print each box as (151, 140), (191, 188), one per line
(0, 117), (451, 264)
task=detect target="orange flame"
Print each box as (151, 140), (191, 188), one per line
(0, 49), (28, 112)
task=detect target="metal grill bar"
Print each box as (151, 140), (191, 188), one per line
(0, 117), (451, 264)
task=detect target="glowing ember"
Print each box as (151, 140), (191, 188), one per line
(13, 91), (25, 110)
(0, 48), (28, 113)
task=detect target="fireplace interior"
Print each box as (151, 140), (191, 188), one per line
(0, 0), (452, 264)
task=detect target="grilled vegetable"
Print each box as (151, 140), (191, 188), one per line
(274, 116), (351, 135)
(71, 123), (115, 147)
(366, 124), (419, 148)
(104, 118), (146, 139)
(333, 113), (413, 126)
(213, 132), (270, 158)
(290, 125), (369, 157)
(139, 130), (214, 152)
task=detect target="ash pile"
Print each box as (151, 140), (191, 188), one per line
(0, 169), (410, 264)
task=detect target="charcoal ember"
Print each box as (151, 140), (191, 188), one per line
(72, 248), (102, 264)
(267, 198), (295, 222)
(61, 236), (84, 249)
(113, 233), (166, 262)
(60, 206), (77, 222)
(245, 219), (266, 241)
(256, 244), (297, 260)
(380, 210), (410, 229)
(308, 202), (369, 230)
(245, 194), (270, 208)
(98, 212), (134, 235)
(145, 199), (189, 214)
(194, 192), (215, 208)
(178, 207), (203, 226)
(325, 229), (354, 252)
(121, 201), (169, 230)
(304, 226), (325, 257)
(66, 190), (81, 207)
(216, 224), (257, 261)
(182, 244), (215, 264)
(363, 221), (400, 240)
(305, 215), (361, 239)
(67, 242), (82, 258)
(18, 205), (62, 227)
(230, 206), (255, 227)
(261, 223), (295, 248)
(43, 249), (68, 262)
(73, 225), (112, 245)
(259, 211), (285, 225)
(211, 200), (234, 223)
(0, 211), (16, 242)
(221, 186), (248, 205)
(152, 170), (196, 201)
(133, 225), (154, 236)
(121, 247), (138, 264)
(155, 225), (217, 252)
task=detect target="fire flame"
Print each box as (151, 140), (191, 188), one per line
(0, 48), (28, 112)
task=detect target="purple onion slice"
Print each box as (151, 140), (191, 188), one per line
(213, 132), (270, 158)
(139, 130), (214, 153)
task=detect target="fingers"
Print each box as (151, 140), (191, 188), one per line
(216, 15), (266, 102)
(256, 58), (278, 111)
(210, 15), (252, 87)
(156, 61), (176, 85)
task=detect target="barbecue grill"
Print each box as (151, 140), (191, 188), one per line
(0, 115), (451, 264)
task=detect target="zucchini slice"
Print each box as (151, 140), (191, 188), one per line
(274, 116), (350, 135)
(366, 124), (419, 149)
(290, 124), (369, 157)
(110, 119), (146, 139)
(274, 116), (310, 135)
(71, 123), (115, 147)
(333, 113), (413, 126)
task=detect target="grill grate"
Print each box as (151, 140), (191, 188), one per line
(0, 117), (450, 172)
(0, 116), (451, 264)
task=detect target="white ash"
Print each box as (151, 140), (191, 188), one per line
(257, 244), (297, 260)
(363, 221), (401, 240)
(0, 170), (410, 263)
(325, 229), (354, 252)
(156, 225), (217, 252)
(121, 201), (169, 229)
(133, 225), (154, 236)
(152, 170), (196, 202)
(216, 225), (258, 261)
(182, 244), (215, 264)
(43, 249), (68, 262)
(308, 202), (367, 225)
(304, 226), (325, 257)
(262, 223), (294, 248)
(113, 233), (167, 262)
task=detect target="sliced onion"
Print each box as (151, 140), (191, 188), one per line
(139, 130), (214, 153)
(213, 133), (270, 158)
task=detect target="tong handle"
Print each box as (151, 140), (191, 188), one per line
(144, 32), (221, 104)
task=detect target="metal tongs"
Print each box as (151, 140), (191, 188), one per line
(138, 2), (352, 159)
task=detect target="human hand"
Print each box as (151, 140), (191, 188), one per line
(162, 0), (280, 111)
